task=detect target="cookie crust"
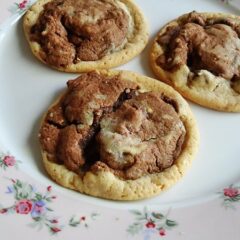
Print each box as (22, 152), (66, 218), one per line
(40, 70), (199, 200)
(150, 12), (240, 112)
(23, 0), (149, 72)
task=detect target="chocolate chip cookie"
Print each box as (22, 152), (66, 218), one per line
(39, 70), (199, 200)
(23, 0), (148, 72)
(150, 11), (240, 112)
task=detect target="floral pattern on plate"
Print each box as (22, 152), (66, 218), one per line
(127, 208), (177, 239)
(8, 0), (33, 15)
(0, 154), (21, 170)
(219, 185), (240, 209)
(0, 176), (99, 235)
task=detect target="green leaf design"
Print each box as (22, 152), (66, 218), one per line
(16, 180), (22, 188)
(13, 184), (21, 200)
(13, 184), (18, 191)
(45, 197), (52, 202)
(166, 219), (177, 227)
(32, 217), (42, 222)
(28, 220), (44, 231)
(130, 210), (142, 216)
(152, 212), (164, 220)
(224, 195), (240, 202)
(135, 216), (147, 221)
(19, 192), (24, 199)
(127, 222), (143, 236)
(35, 193), (43, 201)
(69, 216), (80, 227)
(143, 207), (148, 219)
(46, 207), (53, 212)
(231, 195), (240, 201)
(69, 221), (80, 227)
(90, 213), (99, 220)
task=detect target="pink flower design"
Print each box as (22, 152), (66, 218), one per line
(50, 227), (61, 233)
(3, 156), (16, 167)
(0, 209), (8, 214)
(15, 199), (33, 214)
(18, 0), (28, 10)
(145, 221), (156, 228)
(159, 228), (166, 236)
(50, 219), (58, 224)
(224, 188), (239, 198)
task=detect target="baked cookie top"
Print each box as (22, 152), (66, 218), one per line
(23, 0), (148, 72)
(150, 11), (240, 112)
(39, 70), (199, 200)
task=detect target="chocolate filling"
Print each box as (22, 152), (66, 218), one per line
(39, 72), (186, 180)
(30, 0), (130, 68)
(156, 11), (240, 92)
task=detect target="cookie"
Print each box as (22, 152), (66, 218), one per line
(39, 70), (199, 200)
(150, 11), (240, 112)
(23, 0), (148, 72)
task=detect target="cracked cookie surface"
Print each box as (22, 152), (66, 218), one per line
(39, 70), (199, 200)
(150, 11), (240, 112)
(23, 0), (148, 72)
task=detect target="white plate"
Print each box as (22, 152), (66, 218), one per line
(0, 0), (240, 239)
